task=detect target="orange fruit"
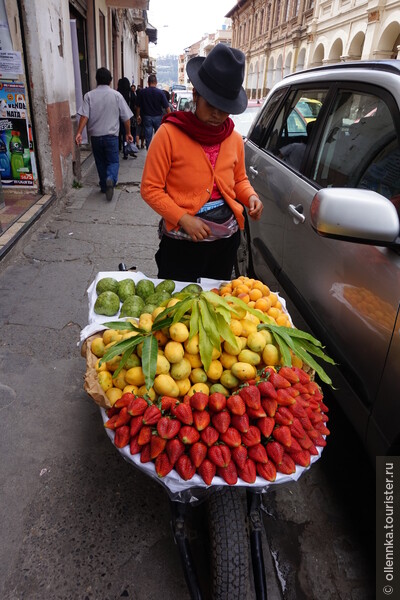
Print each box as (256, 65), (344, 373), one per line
(269, 292), (278, 306)
(255, 297), (271, 312)
(238, 292), (250, 304)
(249, 288), (263, 301)
(268, 307), (281, 320)
(262, 284), (270, 296)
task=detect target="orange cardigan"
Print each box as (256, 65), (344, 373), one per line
(140, 122), (258, 232)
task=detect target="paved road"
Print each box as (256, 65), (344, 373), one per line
(0, 148), (374, 599)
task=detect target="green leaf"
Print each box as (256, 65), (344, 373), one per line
(214, 312), (240, 349)
(141, 334), (159, 391)
(292, 338), (336, 365)
(288, 342), (333, 386)
(103, 320), (138, 331)
(199, 298), (221, 349)
(198, 313), (213, 372)
(225, 295), (273, 324)
(151, 315), (173, 331)
(271, 332), (292, 366)
(99, 335), (145, 366)
(263, 325), (324, 347)
(189, 300), (199, 341)
(113, 345), (134, 377)
(171, 297), (195, 324)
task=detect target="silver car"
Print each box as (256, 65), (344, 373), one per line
(238, 61), (400, 459)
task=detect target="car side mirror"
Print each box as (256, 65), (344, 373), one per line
(310, 188), (400, 246)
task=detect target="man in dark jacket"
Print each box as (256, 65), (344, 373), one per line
(136, 74), (171, 149)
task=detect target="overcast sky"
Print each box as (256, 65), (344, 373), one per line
(147, 0), (235, 57)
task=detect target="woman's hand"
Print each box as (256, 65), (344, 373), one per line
(248, 195), (263, 220)
(179, 214), (211, 242)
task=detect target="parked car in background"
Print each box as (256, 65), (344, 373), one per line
(171, 90), (193, 111)
(237, 61), (400, 460)
(231, 98), (264, 138)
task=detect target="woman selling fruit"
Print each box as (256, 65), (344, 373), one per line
(140, 44), (263, 282)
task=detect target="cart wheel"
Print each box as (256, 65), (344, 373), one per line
(206, 488), (249, 600)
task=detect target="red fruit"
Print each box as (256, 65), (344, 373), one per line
(208, 444), (231, 467)
(277, 453), (296, 475)
(320, 401), (329, 413)
(241, 425), (261, 447)
(290, 418), (307, 439)
(201, 426), (220, 447)
(175, 454), (196, 481)
(278, 366), (300, 384)
(231, 445), (248, 469)
(257, 416), (275, 438)
(261, 398), (278, 417)
(298, 415), (313, 431)
(220, 427), (242, 448)
(248, 443), (269, 464)
(157, 416), (181, 440)
(190, 391), (209, 411)
(140, 443), (151, 463)
(173, 402), (193, 425)
(130, 415), (143, 438)
(114, 425), (130, 448)
(115, 394), (134, 408)
(226, 394), (246, 415)
(138, 425), (152, 446)
(288, 402), (306, 418)
(127, 396), (148, 416)
(231, 413), (250, 433)
(291, 450), (311, 467)
(189, 441), (208, 467)
(150, 434), (167, 459)
(269, 371), (291, 389)
(179, 425), (200, 445)
(315, 422), (330, 436)
(292, 367), (311, 384)
(275, 407), (294, 426)
(286, 437), (303, 453)
(142, 405), (162, 425)
(155, 452), (173, 477)
(276, 388), (296, 406)
(266, 441), (284, 465)
(292, 383), (309, 394)
(309, 411), (323, 425)
(307, 381), (321, 395)
(217, 461), (238, 485)
(160, 395), (179, 411)
(104, 414), (119, 429)
(208, 392), (227, 413)
(298, 433), (314, 450)
(106, 406), (119, 418)
(309, 444), (319, 456)
(212, 410), (231, 434)
(246, 406), (267, 419)
(272, 425), (292, 448)
(256, 461), (277, 482)
(129, 435), (141, 455)
(239, 385), (261, 409)
(197, 459), (216, 485)
(166, 438), (185, 465)
(193, 410), (211, 431)
(257, 380), (278, 400)
(238, 458), (257, 483)
(114, 406), (131, 428)
(308, 431), (326, 447)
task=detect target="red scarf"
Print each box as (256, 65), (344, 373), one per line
(162, 111), (234, 145)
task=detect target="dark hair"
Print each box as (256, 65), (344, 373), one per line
(163, 90), (171, 102)
(96, 67), (112, 85)
(117, 77), (131, 103)
(148, 74), (157, 85)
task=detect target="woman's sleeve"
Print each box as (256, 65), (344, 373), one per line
(140, 126), (188, 227)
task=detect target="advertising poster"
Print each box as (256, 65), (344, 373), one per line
(0, 81), (37, 187)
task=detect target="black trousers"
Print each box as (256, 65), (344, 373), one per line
(155, 230), (241, 283)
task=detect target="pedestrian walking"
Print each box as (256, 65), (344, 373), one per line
(140, 43), (263, 282)
(117, 77), (137, 160)
(75, 67), (133, 201)
(136, 74), (171, 149)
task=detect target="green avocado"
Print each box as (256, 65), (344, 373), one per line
(120, 295), (145, 318)
(117, 278), (135, 302)
(96, 277), (119, 295)
(136, 278), (155, 300)
(155, 279), (176, 294)
(94, 291), (120, 316)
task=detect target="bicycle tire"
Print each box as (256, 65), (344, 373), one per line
(206, 488), (249, 600)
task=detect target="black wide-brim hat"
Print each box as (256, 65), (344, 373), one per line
(187, 43), (248, 115)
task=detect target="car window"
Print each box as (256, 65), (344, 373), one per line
(311, 90), (400, 211)
(248, 88), (287, 147)
(263, 88), (328, 172)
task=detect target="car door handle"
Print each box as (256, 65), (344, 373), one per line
(288, 204), (306, 223)
(249, 166), (258, 176)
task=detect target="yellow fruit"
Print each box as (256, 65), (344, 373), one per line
(169, 322), (189, 343)
(229, 303), (247, 319)
(164, 340), (185, 364)
(137, 385), (156, 401)
(291, 354), (303, 369)
(276, 314), (290, 327)
(220, 351), (238, 370)
(269, 292), (278, 306)
(91, 337), (106, 357)
(124, 353), (141, 369)
(121, 331), (139, 341)
(139, 313), (153, 332)
(125, 366), (146, 386)
(152, 306), (165, 320)
(187, 383), (210, 397)
(262, 344), (280, 366)
(211, 347), (221, 360)
(259, 329), (273, 344)
(220, 369), (240, 389)
(231, 362), (257, 381)
(223, 336), (242, 355)
(105, 387), (123, 405)
(102, 330), (122, 345)
(154, 329), (169, 347)
(153, 374), (180, 397)
(170, 358), (192, 380)
(240, 319), (258, 337)
(268, 307), (281, 320)
(190, 368), (208, 384)
(229, 319), (243, 336)
(254, 297), (272, 313)
(112, 369), (127, 390)
(249, 288), (263, 301)
(238, 349), (261, 366)
(247, 331), (267, 353)
(245, 312), (260, 325)
(95, 358), (107, 372)
(206, 360), (223, 381)
(176, 378), (191, 396)
(167, 298), (181, 308)
(209, 383), (229, 396)
(239, 336), (248, 350)
(156, 354), (171, 375)
(184, 352), (203, 368)
(136, 342), (143, 358)
(106, 355), (122, 372)
(184, 334), (200, 355)
(123, 384), (139, 395)
(97, 371), (113, 392)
